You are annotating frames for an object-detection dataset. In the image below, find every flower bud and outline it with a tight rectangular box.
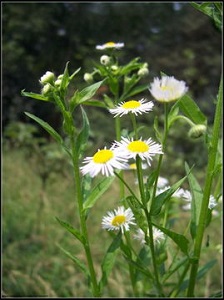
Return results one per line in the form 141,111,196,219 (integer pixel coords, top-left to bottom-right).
100,55,111,66
111,65,118,73
55,79,62,87
84,73,93,83
138,67,149,77
41,83,52,95
188,124,207,139
40,71,55,85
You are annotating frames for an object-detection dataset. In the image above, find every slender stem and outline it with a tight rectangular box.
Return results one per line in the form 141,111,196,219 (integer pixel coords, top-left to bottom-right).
70,135,99,297
150,103,169,210
145,209,165,297
187,78,222,297
130,113,138,139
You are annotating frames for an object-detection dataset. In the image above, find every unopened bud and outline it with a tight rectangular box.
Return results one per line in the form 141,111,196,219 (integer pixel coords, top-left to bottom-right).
188,124,207,139
84,73,93,83
40,71,55,85
111,65,118,73
138,67,149,77
41,83,52,95
100,55,111,66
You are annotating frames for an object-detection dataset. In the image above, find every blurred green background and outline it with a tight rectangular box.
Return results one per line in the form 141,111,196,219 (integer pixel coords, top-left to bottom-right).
3,2,221,131
2,2,222,298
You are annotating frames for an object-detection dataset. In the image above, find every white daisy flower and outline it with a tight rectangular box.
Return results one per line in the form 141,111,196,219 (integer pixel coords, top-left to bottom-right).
80,147,128,177
96,41,124,50
149,76,188,102
134,227,165,245
109,99,154,117
102,206,136,233
112,136,163,165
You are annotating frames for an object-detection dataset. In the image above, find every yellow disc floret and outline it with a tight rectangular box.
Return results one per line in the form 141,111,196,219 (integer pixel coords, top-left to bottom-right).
122,100,141,109
112,215,126,226
127,141,149,153
93,149,114,163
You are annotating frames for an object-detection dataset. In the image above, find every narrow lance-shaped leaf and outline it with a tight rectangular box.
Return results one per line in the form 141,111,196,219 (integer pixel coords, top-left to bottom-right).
152,223,189,255
77,80,105,104
55,217,84,244
24,112,63,144
185,162,203,239
76,106,90,158
21,90,51,102
99,232,122,291
150,174,188,216
83,176,115,211
57,244,90,279
177,94,207,125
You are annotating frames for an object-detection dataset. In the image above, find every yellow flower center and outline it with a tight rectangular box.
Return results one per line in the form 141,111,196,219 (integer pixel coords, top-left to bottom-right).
122,100,140,110
161,85,173,92
112,215,126,226
105,41,115,47
127,141,149,153
93,149,114,163
129,163,137,170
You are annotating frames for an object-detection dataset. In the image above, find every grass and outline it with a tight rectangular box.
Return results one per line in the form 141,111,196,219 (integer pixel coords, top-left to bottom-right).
2,147,222,297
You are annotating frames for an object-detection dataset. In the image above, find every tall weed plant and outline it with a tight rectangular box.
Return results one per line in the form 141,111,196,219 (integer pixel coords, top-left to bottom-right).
21,3,222,297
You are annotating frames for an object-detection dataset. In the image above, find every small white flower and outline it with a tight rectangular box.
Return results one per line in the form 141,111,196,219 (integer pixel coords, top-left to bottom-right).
149,76,188,102
134,227,165,245
80,146,128,177
157,176,169,189
112,136,163,165
40,71,55,85
96,41,124,50
208,195,218,210
109,99,154,117
102,206,136,233
41,83,52,95
100,55,111,65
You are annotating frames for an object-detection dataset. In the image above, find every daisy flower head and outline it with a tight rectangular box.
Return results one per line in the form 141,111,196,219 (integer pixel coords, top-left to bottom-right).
112,136,163,165
96,41,124,50
134,227,165,245
149,76,188,102
80,146,128,178
109,98,154,117
102,206,136,234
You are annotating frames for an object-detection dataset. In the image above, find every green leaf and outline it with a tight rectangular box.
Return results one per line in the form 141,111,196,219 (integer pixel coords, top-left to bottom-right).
83,176,115,211
177,94,207,125
153,223,189,255
21,90,51,102
57,244,90,279
99,232,121,291
120,83,149,102
185,162,203,239
82,99,107,108
77,80,104,104
60,61,70,91
55,217,84,244
76,107,90,158
179,259,217,292
150,175,188,216
24,112,63,144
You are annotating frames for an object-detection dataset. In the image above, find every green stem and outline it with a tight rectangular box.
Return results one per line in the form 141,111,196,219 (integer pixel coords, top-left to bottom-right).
145,209,165,297
71,135,99,297
136,156,164,296
151,103,169,210
187,78,222,297
130,113,138,139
